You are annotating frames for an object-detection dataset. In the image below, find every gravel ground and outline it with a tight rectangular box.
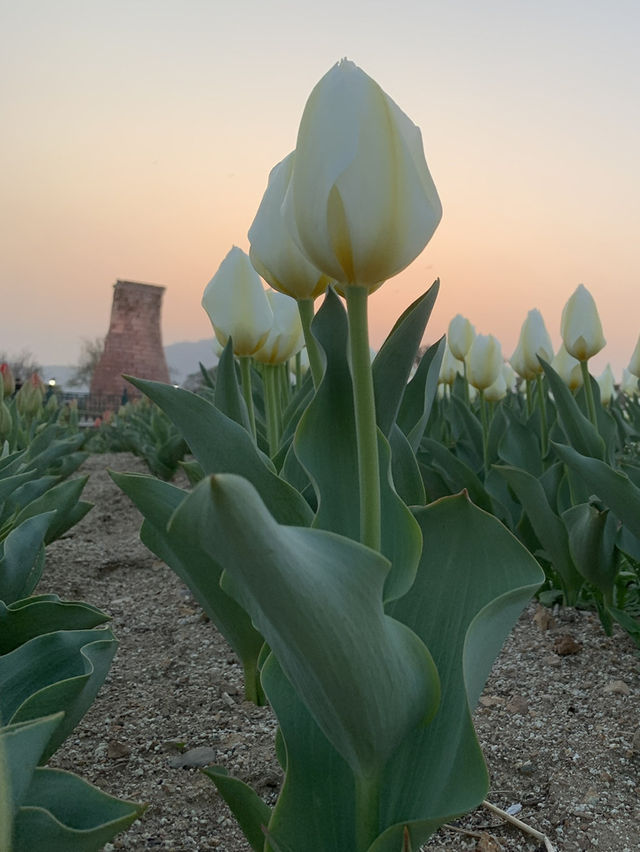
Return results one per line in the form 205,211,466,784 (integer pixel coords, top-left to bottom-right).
43,453,640,852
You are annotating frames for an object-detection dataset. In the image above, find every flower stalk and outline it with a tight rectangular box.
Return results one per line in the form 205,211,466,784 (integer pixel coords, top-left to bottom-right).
239,357,257,440
345,287,381,552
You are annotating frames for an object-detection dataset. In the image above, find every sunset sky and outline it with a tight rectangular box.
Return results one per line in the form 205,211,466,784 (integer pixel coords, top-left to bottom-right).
2,0,639,378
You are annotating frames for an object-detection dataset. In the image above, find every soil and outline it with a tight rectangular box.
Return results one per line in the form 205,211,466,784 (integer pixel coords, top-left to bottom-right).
43,453,640,852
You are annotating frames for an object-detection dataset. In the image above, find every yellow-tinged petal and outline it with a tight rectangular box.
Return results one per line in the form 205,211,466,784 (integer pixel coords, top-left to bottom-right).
202,247,273,358
253,291,304,365
284,59,442,291
560,284,606,362
249,152,330,300
466,334,503,391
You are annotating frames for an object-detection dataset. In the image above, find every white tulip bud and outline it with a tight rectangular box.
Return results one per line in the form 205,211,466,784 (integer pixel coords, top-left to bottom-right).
466,334,503,391
283,59,442,292
560,284,606,361
202,247,273,357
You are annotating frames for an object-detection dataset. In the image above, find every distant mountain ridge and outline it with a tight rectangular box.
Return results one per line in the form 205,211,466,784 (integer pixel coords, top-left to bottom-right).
43,338,218,391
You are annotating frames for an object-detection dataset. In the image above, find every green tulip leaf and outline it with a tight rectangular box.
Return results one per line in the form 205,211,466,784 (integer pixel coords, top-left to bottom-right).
373,494,543,851
215,339,252,431
125,378,312,527
539,359,605,460
13,766,144,851
1,714,64,830
0,512,53,604
0,628,117,762
498,409,543,476
12,477,91,545
562,503,618,597
552,442,640,540
397,337,446,452
0,471,37,508
295,288,422,600
202,765,271,852
388,425,426,507
372,280,440,437
111,472,266,704
255,493,542,851
0,597,108,655
174,473,440,778
495,464,582,603
419,439,493,513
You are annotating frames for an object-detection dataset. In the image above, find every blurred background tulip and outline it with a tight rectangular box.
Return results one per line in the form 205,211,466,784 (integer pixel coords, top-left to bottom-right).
511,309,553,379
560,284,606,362
627,333,640,378
551,344,583,390
620,367,639,396
202,246,273,357
438,345,464,387
466,334,503,392
253,291,304,366
447,315,475,361
597,364,616,405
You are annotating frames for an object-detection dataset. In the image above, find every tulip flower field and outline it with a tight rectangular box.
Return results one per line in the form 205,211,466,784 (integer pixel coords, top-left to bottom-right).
2,59,640,851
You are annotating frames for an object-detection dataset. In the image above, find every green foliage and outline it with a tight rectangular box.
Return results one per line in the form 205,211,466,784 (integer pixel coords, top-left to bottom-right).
117,284,543,850
418,356,640,644
88,399,188,480
0,415,143,849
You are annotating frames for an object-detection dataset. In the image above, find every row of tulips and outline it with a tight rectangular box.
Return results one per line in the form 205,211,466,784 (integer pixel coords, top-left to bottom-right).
114,59,545,852
0,397,142,850
441,285,639,405
423,292,640,645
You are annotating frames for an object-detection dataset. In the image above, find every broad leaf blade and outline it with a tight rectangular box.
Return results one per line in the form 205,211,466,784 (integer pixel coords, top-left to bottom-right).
125,377,313,527
495,464,582,602
174,473,440,778
553,442,640,540
372,281,440,437
202,765,271,852
373,494,543,850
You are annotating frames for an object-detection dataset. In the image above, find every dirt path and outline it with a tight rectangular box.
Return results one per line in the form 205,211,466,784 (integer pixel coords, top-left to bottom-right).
43,453,639,851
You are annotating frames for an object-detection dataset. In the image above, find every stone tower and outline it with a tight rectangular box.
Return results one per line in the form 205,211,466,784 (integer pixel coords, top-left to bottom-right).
91,280,170,401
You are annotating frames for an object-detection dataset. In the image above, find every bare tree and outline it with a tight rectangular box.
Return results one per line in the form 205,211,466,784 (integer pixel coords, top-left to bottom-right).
68,337,105,388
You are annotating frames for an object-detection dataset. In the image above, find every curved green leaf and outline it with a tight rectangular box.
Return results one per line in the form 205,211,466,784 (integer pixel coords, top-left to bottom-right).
373,494,543,850
0,513,53,604
553,442,640,540
175,473,440,778
125,377,312,527
0,629,117,761
111,472,265,704
13,766,143,851
397,337,446,452
0,597,108,655
295,289,423,600
539,359,605,460
495,464,582,603
202,765,271,851
372,281,440,437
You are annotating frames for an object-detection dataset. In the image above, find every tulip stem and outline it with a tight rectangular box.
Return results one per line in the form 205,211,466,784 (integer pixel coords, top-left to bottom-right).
239,357,257,440
295,351,302,389
263,365,281,457
480,392,489,476
525,379,534,418
298,298,324,389
354,771,381,852
345,287,381,552
580,360,598,428
536,374,549,458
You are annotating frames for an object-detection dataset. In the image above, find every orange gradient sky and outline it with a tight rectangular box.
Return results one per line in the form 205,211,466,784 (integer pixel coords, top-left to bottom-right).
2,0,639,378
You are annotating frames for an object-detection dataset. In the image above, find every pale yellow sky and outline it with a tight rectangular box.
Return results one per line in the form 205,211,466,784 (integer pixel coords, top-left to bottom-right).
2,0,639,377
